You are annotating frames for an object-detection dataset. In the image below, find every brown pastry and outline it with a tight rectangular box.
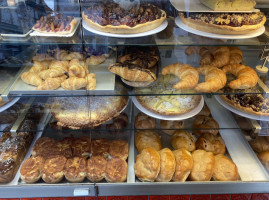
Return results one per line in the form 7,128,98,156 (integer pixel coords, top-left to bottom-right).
258,151,269,170
135,130,162,153
135,113,156,130
249,137,269,153
105,158,128,183
172,148,193,182
72,137,91,158
42,155,67,183
134,147,160,182
31,137,61,159
91,138,109,157
229,47,243,64
171,131,196,152
160,120,185,135
197,104,211,116
86,155,107,182
64,157,87,183
193,115,219,136
58,137,73,159
20,156,45,183
190,150,215,181
196,133,226,155
106,113,128,132
108,140,129,160
86,55,106,65
212,154,238,181
156,148,176,182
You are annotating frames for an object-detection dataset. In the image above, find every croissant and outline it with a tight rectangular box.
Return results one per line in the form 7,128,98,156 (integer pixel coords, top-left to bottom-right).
185,46,200,56
29,61,49,73
61,77,87,90
229,47,243,64
54,50,69,61
199,47,214,65
86,73,96,90
66,52,84,61
161,63,199,90
195,65,227,92
69,62,88,78
36,75,67,90
21,72,43,86
222,64,258,89
210,46,230,68
38,68,64,80
86,55,106,65
49,60,69,73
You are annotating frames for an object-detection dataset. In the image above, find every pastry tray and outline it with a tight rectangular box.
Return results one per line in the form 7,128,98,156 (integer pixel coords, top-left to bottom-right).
170,0,259,13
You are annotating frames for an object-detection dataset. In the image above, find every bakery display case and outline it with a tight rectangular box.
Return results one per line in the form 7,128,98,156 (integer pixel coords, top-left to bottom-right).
1,0,269,198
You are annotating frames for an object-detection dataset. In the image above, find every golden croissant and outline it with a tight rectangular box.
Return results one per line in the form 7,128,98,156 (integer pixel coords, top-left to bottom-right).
61,77,87,90
49,60,69,73
36,75,67,90
29,61,49,73
199,47,214,65
162,63,199,90
185,46,200,56
86,55,106,65
68,61,88,78
21,72,43,87
222,64,258,89
210,46,230,68
195,65,227,92
54,50,69,61
38,68,64,80
229,47,243,64
86,73,96,90
66,52,84,61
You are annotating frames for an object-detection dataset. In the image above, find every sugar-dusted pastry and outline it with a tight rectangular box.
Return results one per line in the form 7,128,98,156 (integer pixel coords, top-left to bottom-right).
86,55,106,65
172,148,193,182
135,112,156,130
21,72,43,87
108,139,129,160
196,133,226,155
135,130,162,153
38,68,64,80
156,148,176,182
193,115,219,136
161,63,199,90
160,120,184,135
229,47,243,64
87,155,107,182
105,158,127,183
64,157,87,183
86,73,96,90
36,75,67,90
61,77,87,90
134,147,160,182
222,64,258,89
171,131,196,152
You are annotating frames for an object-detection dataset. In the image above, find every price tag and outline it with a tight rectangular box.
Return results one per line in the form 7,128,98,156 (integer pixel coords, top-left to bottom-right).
73,188,89,196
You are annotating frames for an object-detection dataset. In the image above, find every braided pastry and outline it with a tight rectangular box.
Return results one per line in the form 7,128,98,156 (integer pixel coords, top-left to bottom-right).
193,115,219,136
195,65,227,92
135,112,156,129
161,63,199,90
38,68,64,80
160,120,184,135
61,77,87,90
36,75,67,90
21,72,43,86
222,64,258,89
229,47,243,64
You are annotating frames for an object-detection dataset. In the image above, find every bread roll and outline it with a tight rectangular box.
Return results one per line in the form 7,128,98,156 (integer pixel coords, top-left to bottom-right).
171,131,196,152
135,113,156,129
156,148,176,182
258,151,269,171
190,150,215,181
135,130,162,153
196,133,226,155
134,147,160,182
193,115,219,136
160,120,185,135
172,148,193,182
249,137,269,153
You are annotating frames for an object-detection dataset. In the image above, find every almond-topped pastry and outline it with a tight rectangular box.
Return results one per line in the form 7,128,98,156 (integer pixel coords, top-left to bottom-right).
82,2,166,34
33,13,77,34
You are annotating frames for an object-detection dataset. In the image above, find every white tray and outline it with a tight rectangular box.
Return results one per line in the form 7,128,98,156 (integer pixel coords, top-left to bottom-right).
82,20,168,38
215,95,269,121
0,97,20,113
30,18,80,37
1,29,32,38
132,96,204,120
175,16,265,39
170,0,259,13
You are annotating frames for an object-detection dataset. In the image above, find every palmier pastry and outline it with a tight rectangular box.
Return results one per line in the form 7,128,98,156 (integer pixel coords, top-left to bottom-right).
108,139,129,160
156,148,176,182
249,137,269,153
196,133,226,155
134,147,160,182
86,155,107,182
171,131,196,152
20,156,45,183
42,155,67,184
91,138,109,157
72,137,91,158
190,150,215,181
172,148,193,182
193,115,219,136
197,104,211,116
64,157,87,183
222,64,258,89
161,63,199,90
258,151,269,171
212,154,238,181
105,158,128,183
135,113,156,130
135,130,162,153
160,120,185,135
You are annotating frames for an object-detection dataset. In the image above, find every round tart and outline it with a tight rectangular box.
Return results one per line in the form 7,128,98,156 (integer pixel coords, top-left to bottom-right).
179,12,266,35
82,2,166,34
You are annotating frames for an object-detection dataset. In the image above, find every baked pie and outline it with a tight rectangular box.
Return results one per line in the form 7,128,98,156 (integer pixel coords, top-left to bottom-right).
179,12,266,35
82,2,166,34
33,13,77,35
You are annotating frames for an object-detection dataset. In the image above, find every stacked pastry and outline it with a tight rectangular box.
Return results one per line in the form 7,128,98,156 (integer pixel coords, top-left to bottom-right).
20,50,96,91
20,137,129,183
134,106,239,182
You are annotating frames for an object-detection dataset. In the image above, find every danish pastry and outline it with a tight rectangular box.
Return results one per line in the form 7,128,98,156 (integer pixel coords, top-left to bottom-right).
135,130,162,153
135,113,156,130
196,133,226,155
86,156,107,182
160,120,184,135
64,157,87,183
171,131,196,152
193,115,219,136
105,158,127,183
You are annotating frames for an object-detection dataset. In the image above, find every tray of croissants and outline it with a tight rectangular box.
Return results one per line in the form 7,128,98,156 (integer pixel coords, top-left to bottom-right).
9,48,116,95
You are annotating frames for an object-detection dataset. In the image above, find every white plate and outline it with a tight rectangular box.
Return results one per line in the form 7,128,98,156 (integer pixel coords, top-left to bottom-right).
1,29,32,38
132,96,204,120
175,16,265,39
30,18,80,37
170,0,259,13
0,97,20,113
215,95,269,121
82,20,168,38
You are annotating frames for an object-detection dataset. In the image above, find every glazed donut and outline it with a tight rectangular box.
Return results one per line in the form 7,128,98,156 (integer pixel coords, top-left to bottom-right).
135,112,156,129
193,116,219,136
160,120,185,135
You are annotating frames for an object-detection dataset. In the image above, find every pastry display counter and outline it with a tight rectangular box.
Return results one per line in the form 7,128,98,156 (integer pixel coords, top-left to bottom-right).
1,0,269,198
